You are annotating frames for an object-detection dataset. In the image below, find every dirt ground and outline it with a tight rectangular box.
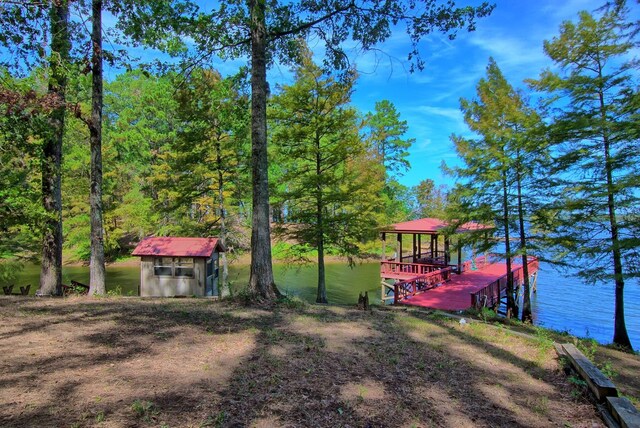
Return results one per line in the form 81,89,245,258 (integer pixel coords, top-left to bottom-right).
0,297,635,427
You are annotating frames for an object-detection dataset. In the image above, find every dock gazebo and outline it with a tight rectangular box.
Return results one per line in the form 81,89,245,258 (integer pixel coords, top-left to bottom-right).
380,217,492,303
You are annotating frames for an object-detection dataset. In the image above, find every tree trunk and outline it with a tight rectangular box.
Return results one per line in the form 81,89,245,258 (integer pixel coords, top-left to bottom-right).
38,1,70,297
89,0,106,295
516,157,532,322
248,0,279,300
217,141,228,291
315,135,327,304
502,170,516,318
600,103,632,349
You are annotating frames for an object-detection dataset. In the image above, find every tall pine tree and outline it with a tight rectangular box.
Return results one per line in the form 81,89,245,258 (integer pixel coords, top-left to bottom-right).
270,48,380,303
529,2,639,349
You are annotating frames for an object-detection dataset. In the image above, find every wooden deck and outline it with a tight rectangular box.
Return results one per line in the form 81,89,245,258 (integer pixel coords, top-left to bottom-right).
398,261,533,311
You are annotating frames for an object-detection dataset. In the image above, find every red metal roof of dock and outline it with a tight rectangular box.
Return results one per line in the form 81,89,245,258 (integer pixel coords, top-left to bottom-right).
132,237,225,258
383,217,493,234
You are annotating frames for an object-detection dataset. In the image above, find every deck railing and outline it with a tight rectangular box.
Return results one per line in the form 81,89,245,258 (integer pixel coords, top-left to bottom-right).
381,260,445,276
452,254,494,274
470,256,539,310
384,254,497,277
402,255,447,265
393,267,452,304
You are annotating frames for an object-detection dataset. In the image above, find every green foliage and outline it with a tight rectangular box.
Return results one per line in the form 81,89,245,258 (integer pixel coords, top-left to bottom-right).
364,99,414,177
269,46,382,301
130,399,157,422
449,58,545,318
277,296,308,311
412,178,449,219
362,100,416,226
478,307,497,322
149,68,250,244
529,2,638,349
0,70,48,257
190,0,493,73
577,338,599,361
270,48,376,255
0,259,24,285
533,326,555,352
106,286,124,297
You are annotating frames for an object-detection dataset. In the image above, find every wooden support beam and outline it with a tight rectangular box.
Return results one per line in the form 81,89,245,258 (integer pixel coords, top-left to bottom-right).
396,233,402,262
607,396,640,428
457,244,462,274
434,235,438,258
418,234,422,258
444,237,450,265
412,234,417,263
429,234,433,259
561,343,618,401
381,232,386,262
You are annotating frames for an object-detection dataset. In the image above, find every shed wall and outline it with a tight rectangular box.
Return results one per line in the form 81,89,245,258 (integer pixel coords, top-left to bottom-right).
139,257,206,297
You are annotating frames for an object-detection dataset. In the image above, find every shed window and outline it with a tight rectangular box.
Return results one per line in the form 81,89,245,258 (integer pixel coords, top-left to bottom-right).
153,257,194,277
154,257,173,276
175,258,194,278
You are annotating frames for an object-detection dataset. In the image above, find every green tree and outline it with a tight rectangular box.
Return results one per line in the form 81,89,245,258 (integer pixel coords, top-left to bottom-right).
364,100,415,225
529,2,639,349
451,58,541,319
103,70,179,242
189,0,493,301
154,69,250,288
270,49,380,303
1,0,193,294
413,178,449,219
88,0,106,295
365,99,414,177
0,71,46,258
39,1,70,296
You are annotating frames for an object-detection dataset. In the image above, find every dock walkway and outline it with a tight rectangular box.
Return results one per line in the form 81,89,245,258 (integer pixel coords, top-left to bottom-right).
399,262,524,311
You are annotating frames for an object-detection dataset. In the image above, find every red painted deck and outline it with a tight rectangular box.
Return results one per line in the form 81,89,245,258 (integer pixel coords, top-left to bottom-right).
400,262,522,311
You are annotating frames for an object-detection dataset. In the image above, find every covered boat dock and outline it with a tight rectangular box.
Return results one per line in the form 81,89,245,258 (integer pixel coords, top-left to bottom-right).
380,218,538,311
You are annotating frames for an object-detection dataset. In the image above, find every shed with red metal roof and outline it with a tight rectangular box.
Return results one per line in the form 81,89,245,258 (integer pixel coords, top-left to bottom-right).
132,237,226,297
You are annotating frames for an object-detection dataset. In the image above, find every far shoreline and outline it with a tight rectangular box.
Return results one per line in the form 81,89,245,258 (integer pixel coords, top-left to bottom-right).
62,252,380,268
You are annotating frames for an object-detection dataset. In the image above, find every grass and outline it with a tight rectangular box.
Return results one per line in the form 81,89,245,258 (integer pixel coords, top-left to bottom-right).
131,399,158,422
0,297,637,427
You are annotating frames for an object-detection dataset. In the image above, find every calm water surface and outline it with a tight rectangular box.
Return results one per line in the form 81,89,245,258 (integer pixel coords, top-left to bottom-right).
14,261,640,349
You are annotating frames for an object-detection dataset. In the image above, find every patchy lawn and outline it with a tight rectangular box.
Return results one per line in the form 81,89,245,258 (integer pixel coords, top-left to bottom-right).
0,297,631,427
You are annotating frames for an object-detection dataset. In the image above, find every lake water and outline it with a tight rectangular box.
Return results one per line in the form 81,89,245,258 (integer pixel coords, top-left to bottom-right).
13,261,640,350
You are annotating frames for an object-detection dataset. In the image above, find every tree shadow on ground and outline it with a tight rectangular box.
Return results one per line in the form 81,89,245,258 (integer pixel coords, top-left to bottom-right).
0,298,604,427
212,305,602,427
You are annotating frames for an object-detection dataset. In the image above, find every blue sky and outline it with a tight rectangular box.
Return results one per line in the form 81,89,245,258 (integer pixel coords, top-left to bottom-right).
336,0,632,189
